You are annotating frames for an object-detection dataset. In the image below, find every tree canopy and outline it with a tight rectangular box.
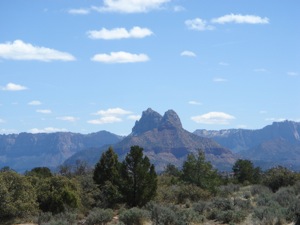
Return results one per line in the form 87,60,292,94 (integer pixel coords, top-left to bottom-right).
121,146,157,207
181,150,221,191
232,159,261,184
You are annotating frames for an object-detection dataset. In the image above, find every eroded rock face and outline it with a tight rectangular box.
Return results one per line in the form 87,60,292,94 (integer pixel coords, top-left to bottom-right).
112,108,236,171
132,108,183,135
131,108,162,135
158,110,183,131
0,131,122,172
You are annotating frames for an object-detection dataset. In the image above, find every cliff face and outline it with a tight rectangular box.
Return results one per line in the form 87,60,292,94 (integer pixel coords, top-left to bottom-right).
194,121,300,170
114,109,236,171
66,108,237,172
0,131,122,172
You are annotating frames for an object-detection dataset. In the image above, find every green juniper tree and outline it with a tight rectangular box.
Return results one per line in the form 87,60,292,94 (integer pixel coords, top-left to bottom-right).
93,146,123,207
181,150,221,192
232,159,261,184
120,145,157,207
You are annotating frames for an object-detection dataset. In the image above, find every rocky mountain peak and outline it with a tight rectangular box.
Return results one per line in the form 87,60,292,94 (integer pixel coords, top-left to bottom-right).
158,109,183,131
131,108,162,135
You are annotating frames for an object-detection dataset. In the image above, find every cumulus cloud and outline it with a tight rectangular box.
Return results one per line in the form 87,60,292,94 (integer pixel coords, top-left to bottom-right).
28,127,68,134
287,72,298,76
1,83,28,91
68,8,90,15
89,107,135,125
28,100,42,106
265,118,287,122
36,109,52,114
219,62,229,66
56,116,79,122
91,51,149,63
191,112,235,125
94,107,132,116
173,5,185,12
211,14,269,24
128,115,141,120
87,26,153,40
88,116,122,124
185,18,214,31
0,40,76,62
92,0,171,13
188,101,202,105
213,77,227,82
181,51,196,57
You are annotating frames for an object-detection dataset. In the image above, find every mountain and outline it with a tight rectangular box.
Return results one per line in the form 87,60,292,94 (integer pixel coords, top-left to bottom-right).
0,131,123,172
66,108,237,171
194,120,300,170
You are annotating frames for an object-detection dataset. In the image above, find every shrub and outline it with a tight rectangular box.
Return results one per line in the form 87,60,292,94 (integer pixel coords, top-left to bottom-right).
211,197,234,211
233,198,252,210
146,202,177,225
215,209,247,224
177,183,211,204
285,197,300,222
85,208,114,225
263,166,297,192
176,208,205,225
119,208,150,225
38,211,77,225
217,184,240,197
274,187,296,208
253,206,286,225
251,184,271,196
192,201,209,214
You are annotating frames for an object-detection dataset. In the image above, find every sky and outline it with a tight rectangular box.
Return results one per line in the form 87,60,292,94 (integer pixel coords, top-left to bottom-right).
0,0,299,135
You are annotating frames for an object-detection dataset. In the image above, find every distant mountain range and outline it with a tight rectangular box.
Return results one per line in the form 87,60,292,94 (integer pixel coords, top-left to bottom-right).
66,108,236,171
0,131,122,172
1,108,300,172
194,120,300,170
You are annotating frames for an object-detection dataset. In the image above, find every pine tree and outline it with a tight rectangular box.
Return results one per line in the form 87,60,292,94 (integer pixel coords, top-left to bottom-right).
182,150,221,191
120,145,157,207
93,146,122,206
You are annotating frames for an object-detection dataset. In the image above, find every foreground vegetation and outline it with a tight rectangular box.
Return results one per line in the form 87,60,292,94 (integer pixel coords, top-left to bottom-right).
1,146,300,225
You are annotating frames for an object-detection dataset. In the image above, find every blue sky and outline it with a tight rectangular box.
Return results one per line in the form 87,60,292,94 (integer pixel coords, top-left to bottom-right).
0,0,299,135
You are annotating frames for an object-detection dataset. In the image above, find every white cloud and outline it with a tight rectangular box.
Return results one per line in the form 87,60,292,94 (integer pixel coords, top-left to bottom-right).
0,119,5,123
173,5,185,12
94,107,132,116
181,51,196,57
191,112,235,125
128,115,141,120
185,18,215,31
0,40,76,62
88,116,122,124
91,51,149,63
1,83,28,91
92,0,171,13
56,116,79,122
89,107,135,124
287,71,298,76
188,101,202,105
68,8,90,15
265,118,287,122
259,110,268,114
211,14,269,24
213,77,227,82
219,62,229,66
28,100,42,106
87,26,153,40
28,127,68,134
36,109,52,114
